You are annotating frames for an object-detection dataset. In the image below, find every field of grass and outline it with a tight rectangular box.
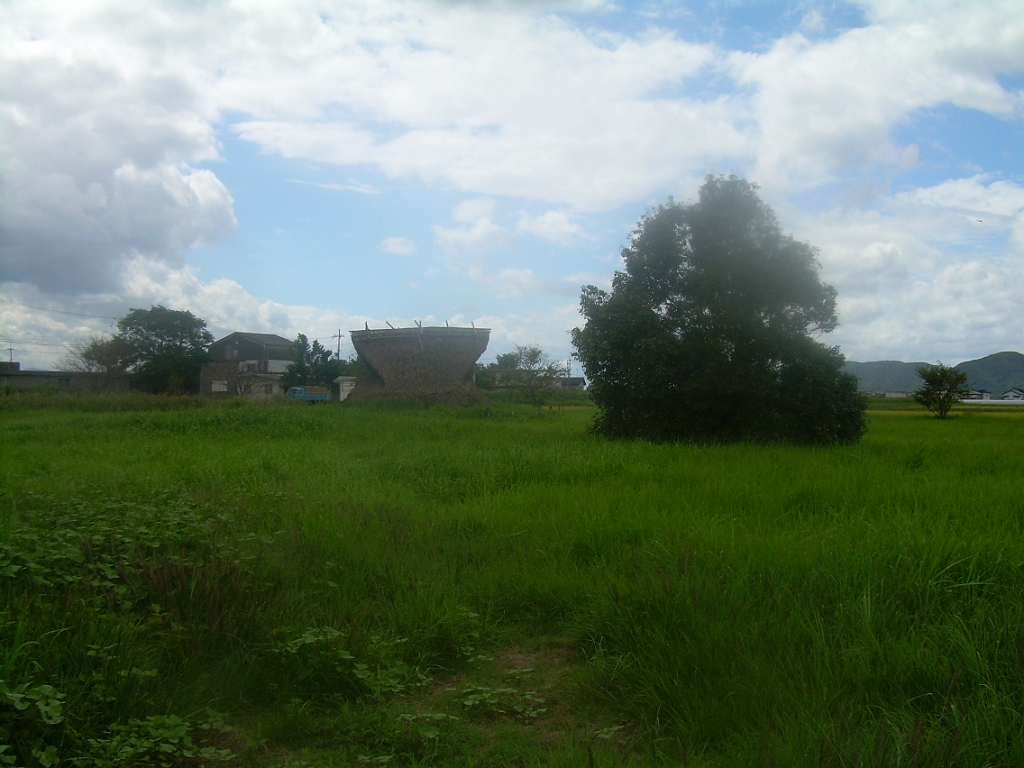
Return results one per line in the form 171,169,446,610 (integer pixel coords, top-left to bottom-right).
3,392,1024,766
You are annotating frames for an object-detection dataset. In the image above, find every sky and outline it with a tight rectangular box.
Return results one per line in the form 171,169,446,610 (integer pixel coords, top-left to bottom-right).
2,0,1023,371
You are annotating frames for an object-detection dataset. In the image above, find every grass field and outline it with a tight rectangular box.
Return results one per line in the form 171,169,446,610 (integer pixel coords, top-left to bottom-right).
2,392,1024,766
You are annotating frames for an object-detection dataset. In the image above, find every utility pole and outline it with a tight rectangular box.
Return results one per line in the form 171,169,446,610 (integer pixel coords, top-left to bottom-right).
332,329,343,359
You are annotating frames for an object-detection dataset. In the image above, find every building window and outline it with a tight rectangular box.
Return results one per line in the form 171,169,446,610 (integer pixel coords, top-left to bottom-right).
212,380,228,393
265,384,274,395
57,377,71,386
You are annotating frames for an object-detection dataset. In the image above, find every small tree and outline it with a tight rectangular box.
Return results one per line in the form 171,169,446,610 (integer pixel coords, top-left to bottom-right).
60,335,133,374
499,344,564,405
914,363,969,418
282,334,353,389
495,352,520,370
475,351,522,389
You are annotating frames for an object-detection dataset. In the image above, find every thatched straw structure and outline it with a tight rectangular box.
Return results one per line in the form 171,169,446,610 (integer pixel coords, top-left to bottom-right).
348,325,490,404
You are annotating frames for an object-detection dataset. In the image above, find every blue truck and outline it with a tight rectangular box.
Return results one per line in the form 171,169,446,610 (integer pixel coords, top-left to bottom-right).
285,385,329,403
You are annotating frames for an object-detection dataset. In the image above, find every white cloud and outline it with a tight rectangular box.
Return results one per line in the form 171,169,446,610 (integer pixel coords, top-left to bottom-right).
896,176,1024,220
787,175,1024,361
380,236,417,255
435,199,515,254
4,0,1024,368
831,255,1024,363
475,303,582,361
435,219,515,255
286,179,379,194
453,198,496,224
799,10,825,35
1,1,233,293
0,161,236,293
213,3,738,210
467,265,584,300
732,1,1024,185
516,210,585,243
473,267,543,300
893,176,1024,256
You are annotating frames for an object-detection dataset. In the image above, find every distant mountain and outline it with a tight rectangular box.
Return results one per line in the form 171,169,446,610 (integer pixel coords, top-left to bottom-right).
842,360,928,393
955,351,1024,395
843,351,1024,395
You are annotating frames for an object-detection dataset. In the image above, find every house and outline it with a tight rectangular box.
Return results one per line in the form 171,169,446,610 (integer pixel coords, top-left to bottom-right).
491,372,586,390
964,390,991,400
0,361,130,391
1002,388,1024,400
200,332,295,399
553,376,587,390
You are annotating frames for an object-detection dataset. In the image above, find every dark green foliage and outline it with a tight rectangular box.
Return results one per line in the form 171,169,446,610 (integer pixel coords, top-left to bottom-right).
494,352,519,370
572,174,866,444
914,363,970,418
281,334,356,389
497,345,563,405
115,306,214,394
476,348,547,390
475,346,564,406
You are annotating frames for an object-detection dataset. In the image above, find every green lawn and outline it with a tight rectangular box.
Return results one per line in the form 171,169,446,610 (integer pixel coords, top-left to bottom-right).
2,396,1024,766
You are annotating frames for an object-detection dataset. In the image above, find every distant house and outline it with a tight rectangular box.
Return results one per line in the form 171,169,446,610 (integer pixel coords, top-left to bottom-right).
0,361,130,391
1002,388,1024,400
553,376,587,390
964,390,992,400
201,332,296,399
491,372,586,390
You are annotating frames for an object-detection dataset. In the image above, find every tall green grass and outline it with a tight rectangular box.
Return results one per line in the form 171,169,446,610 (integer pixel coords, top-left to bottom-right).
2,400,1024,765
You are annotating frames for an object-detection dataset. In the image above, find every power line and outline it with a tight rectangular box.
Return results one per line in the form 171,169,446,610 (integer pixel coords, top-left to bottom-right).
0,337,75,348
1,301,120,320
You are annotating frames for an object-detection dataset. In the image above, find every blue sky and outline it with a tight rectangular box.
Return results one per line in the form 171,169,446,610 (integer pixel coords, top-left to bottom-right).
2,0,1023,370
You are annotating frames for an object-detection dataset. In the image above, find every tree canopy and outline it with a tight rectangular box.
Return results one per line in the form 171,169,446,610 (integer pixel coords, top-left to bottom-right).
913,363,969,418
475,344,564,403
572,175,866,444
60,335,134,374
113,306,213,393
501,344,564,404
281,334,355,389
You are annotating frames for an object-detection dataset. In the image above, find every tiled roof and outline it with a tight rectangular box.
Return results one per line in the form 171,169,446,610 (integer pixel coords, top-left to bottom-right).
213,332,294,346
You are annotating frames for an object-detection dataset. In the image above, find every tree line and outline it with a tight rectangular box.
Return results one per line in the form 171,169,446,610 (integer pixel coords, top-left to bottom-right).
65,309,559,400
60,176,964,431
64,312,355,395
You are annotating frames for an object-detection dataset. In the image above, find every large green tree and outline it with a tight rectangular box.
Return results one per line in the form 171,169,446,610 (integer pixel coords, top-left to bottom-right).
572,175,866,444
115,306,213,394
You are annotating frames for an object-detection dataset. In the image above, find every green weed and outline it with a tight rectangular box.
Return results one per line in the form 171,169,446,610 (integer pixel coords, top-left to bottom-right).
2,401,1024,764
